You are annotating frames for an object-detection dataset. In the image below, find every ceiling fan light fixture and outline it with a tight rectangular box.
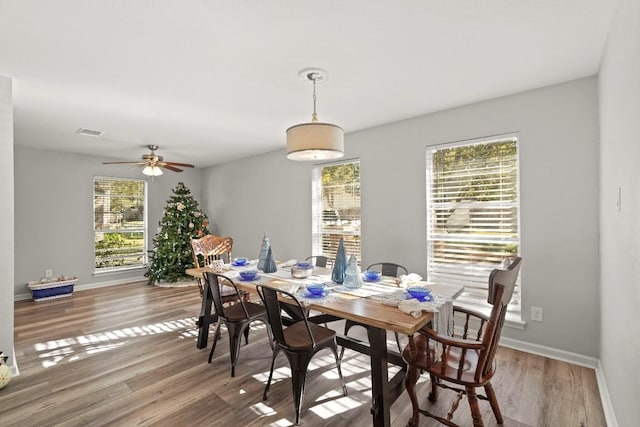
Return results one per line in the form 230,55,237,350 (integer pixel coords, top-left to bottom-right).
286,69,344,162
142,165,163,176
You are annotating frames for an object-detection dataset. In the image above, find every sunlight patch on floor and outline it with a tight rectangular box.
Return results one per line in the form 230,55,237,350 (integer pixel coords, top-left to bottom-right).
32,316,198,368
249,401,277,417
269,418,294,426
309,395,364,418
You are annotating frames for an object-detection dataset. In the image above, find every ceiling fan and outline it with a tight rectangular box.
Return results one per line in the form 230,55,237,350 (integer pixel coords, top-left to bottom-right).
103,145,194,176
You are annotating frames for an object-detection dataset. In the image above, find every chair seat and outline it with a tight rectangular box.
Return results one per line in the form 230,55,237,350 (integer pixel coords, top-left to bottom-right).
404,334,488,385
223,301,266,321
284,321,335,350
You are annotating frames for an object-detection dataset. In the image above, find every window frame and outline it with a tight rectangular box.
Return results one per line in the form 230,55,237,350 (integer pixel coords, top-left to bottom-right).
93,176,148,274
425,133,523,325
312,159,362,263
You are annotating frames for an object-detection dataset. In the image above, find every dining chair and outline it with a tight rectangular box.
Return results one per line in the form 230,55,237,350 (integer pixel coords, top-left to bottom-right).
256,284,348,425
203,272,271,377
339,262,409,359
305,255,332,268
190,234,235,295
402,257,522,427
365,262,409,278
191,235,249,349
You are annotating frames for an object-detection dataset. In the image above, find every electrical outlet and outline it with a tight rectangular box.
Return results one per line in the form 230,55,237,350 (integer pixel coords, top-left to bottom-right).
531,306,543,322
45,269,53,278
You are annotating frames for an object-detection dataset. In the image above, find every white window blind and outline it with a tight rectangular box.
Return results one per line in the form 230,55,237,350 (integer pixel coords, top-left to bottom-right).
426,135,521,315
312,160,361,262
93,177,147,272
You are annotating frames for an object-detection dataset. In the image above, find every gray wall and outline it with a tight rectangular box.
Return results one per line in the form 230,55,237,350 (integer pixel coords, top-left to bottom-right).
0,76,15,369
13,146,203,298
203,77,601,358
598,0,640,424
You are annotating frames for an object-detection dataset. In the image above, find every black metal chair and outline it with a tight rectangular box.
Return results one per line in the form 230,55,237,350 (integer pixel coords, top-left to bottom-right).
256,284,347,425
305,255,332,268
203,272,270,377
340,262,409,360
365,262,408,278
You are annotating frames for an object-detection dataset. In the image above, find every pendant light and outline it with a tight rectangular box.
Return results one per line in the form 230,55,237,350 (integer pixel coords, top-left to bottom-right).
286,69,344,161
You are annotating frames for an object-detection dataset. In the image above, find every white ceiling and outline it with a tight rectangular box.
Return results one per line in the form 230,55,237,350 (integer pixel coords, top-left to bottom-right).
0,0,616,168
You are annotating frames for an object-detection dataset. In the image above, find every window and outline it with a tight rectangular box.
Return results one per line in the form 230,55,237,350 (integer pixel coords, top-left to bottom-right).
93,177,147,272
426,134,521,317
312,160,361,262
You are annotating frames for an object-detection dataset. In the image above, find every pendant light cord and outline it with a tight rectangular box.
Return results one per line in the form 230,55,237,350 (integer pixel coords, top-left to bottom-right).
311,74,318,122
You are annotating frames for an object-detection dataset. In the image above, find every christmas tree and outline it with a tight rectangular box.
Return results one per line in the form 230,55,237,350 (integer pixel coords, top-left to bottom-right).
145,182,210,283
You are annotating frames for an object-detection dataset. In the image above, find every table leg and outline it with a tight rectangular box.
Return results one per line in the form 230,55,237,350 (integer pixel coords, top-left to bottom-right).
367,326,391,427
197,280,218,349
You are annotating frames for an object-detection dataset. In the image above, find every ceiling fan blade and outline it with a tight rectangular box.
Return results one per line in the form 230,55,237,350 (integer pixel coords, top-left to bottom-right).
161,164,184,173
103,161,142,165
163,161,194,168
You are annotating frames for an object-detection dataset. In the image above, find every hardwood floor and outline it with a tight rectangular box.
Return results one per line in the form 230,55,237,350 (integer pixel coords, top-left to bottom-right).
3,282,606,426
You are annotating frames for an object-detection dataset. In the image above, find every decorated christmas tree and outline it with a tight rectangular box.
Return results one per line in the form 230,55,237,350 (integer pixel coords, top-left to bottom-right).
145,182,210,283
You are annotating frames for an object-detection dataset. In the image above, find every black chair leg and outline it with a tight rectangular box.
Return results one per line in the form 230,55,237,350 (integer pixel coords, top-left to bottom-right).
287,352,313,426
330,343,348,396
339,319,359,360
243,324,250,345
208,322,222,363
263,348,280,400
394,332,402,352
227,322,246,377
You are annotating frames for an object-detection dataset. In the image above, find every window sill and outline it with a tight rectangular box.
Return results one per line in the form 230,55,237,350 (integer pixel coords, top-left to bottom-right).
93,265,147,276
505,314,526,330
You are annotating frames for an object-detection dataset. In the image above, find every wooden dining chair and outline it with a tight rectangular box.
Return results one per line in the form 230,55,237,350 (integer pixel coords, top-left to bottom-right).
190,234,234,295
203,272,271,377
256,284,348,425
340,262,408,359
402,257,522,427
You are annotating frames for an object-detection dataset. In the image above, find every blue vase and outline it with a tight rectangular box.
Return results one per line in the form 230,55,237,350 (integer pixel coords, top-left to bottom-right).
257,233,270,270
263,247,277,273
332,237,347,284
343,254,363,289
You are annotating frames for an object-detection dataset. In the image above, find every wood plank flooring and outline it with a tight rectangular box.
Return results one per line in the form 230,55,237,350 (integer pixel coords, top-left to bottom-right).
2,282,606,426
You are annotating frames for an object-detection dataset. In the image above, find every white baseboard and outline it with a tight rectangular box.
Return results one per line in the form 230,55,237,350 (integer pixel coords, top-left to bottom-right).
499,336,598,368
594,360,619,427
14,275,148,302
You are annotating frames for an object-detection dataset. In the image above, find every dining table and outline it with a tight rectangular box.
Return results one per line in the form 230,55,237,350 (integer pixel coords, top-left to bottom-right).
185,262,463,427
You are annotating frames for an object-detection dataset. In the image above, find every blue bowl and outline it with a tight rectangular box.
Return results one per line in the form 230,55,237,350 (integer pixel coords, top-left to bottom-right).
296,262,312,269
363,270,381,281
305,282,326,296
406,286,431,300
233,257,248,266
239,270,258,281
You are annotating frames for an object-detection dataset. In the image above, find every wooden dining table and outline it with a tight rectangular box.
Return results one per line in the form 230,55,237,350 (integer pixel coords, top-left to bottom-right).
186,265,463,427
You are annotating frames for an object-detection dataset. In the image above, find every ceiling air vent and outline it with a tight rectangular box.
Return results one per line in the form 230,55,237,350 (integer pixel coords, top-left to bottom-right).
76,127,104,137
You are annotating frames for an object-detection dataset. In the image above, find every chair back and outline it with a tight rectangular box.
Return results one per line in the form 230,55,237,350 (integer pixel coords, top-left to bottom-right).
305,255,330,268
257,285,316,349
203,272,249,319
477,256,522,380
191,234,234,267
365,262,408,278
